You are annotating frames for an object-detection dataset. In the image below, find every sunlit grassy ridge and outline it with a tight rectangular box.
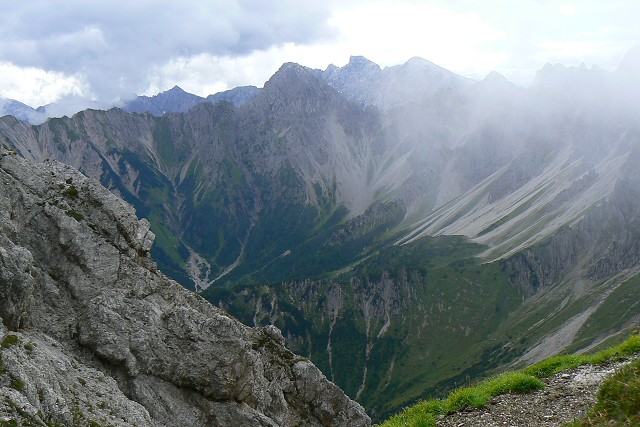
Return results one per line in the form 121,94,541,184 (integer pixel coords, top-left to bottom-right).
379,335,640,427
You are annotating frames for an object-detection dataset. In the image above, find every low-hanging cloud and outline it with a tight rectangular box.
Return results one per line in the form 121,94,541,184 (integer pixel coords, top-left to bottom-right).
0,0,335,103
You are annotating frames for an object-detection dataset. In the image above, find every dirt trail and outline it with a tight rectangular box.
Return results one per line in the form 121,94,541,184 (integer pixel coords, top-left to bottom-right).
437,359,631,427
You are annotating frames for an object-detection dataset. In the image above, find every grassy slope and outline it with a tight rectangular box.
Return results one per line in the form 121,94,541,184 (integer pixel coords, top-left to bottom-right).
379,334,640,427
473,269,640,369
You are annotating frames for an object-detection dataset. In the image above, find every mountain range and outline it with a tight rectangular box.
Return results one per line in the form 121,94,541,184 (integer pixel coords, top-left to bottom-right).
0,84,261,125
122,85,261,116
1,49,639,421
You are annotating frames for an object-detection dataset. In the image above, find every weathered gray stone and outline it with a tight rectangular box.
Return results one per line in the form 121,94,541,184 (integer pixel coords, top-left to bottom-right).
0,149,370,426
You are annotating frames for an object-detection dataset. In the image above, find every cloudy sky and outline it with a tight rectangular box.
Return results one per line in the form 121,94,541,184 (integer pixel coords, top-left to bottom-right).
0,0,638,109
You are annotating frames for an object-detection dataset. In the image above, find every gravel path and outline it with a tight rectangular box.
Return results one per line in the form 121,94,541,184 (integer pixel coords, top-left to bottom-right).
437,360,631,427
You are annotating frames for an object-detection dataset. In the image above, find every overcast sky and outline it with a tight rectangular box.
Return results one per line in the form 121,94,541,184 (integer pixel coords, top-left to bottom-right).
0,0,638,108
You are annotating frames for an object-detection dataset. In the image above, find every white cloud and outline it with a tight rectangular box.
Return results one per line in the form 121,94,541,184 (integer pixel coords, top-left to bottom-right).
143,43,356,98
0,62,85,107
327,2,505,69
535,40,618,63
0,0,336,103
143,1,510,96
559,5,577,16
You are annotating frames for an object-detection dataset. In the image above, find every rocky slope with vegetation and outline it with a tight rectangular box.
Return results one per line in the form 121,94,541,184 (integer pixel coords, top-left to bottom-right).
0,50,639,420
0,147,370,426
437,360,633,426
381,335,640,426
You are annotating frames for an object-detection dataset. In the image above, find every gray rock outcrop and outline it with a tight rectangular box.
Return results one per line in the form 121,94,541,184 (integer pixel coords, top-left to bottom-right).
0,147,370,426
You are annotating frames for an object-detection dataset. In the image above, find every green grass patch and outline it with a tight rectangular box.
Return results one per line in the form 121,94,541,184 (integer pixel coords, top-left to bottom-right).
62,185,78,198
66,209,84,221
446,372,544,410
1,334,19,348
379,335,640,427
523,335,640,378
354,235,483,280
379,372,543,426
380,404,437,427
9,378,24,392
23,342,34,355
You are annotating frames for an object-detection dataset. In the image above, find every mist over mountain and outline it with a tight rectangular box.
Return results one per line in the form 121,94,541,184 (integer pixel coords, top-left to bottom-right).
320,55,474,111
1,50,639,421
0,98,43,124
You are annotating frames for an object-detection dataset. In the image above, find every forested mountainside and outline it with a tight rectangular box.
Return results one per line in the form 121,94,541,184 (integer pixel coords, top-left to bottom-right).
1,49,639,419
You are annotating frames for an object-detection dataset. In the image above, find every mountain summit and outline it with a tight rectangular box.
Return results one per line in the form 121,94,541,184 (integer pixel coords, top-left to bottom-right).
123,85,205,115
321,55,472,109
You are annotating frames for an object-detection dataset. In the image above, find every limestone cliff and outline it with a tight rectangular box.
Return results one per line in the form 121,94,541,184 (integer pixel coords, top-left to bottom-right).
0,147,370,426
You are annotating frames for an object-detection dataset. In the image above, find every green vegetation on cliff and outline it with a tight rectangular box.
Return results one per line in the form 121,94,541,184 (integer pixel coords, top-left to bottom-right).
207,235,525,420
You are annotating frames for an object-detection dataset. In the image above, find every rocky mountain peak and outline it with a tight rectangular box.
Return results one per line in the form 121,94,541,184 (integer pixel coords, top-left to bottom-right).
267,62,317,85
261,61,340,111
165,85,187,94
123,85,205,115
482,70,511,85
532,62,606,89
394,56,469,85
205,85,261,106
471,70,522,101
321,56,382,104
346,55,382,73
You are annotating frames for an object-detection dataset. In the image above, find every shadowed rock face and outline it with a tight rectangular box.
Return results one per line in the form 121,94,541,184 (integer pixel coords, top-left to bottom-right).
0,148,370,426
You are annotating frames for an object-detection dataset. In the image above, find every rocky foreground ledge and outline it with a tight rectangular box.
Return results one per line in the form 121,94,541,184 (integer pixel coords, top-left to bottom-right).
0,147,370,426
